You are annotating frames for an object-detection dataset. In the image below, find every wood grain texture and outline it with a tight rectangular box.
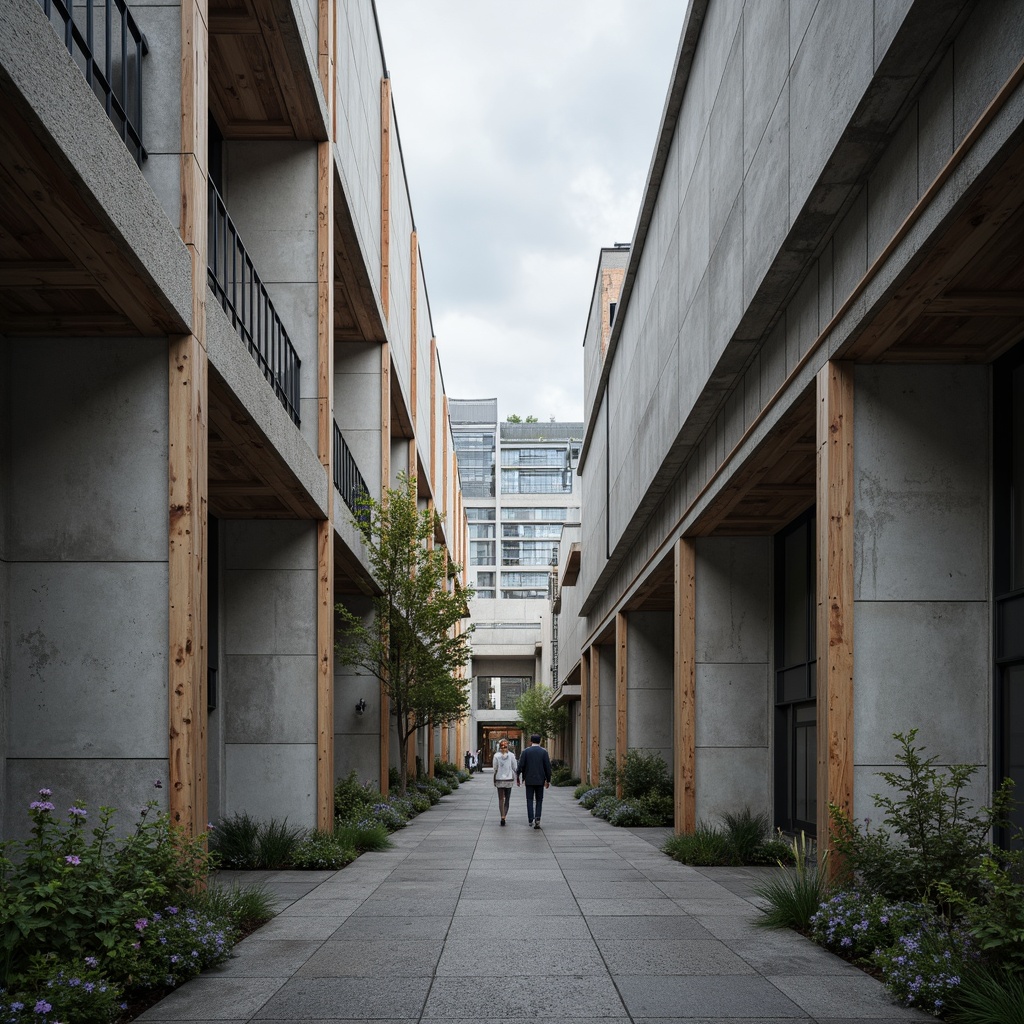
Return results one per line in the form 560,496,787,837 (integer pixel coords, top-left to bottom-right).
579,651,590,784
674,537,696,834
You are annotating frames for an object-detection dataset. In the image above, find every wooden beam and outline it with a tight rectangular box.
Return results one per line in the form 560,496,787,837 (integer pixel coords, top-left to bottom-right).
578,648,589,784
589,646,600,784
380,77,391,320
816,361,855,871
674,537,696,834
615,612,628,798
0,263,95,288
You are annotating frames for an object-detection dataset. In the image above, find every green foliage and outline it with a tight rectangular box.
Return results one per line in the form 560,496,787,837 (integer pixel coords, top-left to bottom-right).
408,792,431,813
433,760,462,787
334,822,392,853
721,808,770,863
209,814,305,870
810,889,927,961
190,882,275,936
618,750,672,800
829,729,1013,905
663,823,733,866
592,794,620,820
334,772,382,822
414,783,441,806
335,473,473,794
950,967,1024,1024
0,791,211,986
754,832,831,931
515,684,567,742
290,831,357,870
2,955,124,1023
551,765,578,787
573,783,591,800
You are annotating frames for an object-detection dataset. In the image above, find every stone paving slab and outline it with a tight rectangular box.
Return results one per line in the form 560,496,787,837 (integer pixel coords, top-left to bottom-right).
138,781,933,1023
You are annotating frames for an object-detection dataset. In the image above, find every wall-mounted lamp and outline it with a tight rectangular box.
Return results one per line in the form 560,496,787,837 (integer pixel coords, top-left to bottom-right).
355,698,367,716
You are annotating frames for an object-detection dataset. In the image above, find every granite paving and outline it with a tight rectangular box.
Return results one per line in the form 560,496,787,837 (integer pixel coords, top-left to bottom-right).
138,776,933,1022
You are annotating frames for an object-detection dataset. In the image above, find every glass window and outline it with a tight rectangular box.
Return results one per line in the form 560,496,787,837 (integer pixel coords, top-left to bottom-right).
470,541,495,566
502,523,563,538
502,507,568,520
501,468,571,494
476,589,496,599
469,523,495,538
501,570,550,588
501,540,559,566
476,572,495,586
501,589,548,599
466,508,496,521
501,447,566,467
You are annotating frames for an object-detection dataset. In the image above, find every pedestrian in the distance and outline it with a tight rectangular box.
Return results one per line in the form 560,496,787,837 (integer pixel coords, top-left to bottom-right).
516,733,552,829
492,739,517,826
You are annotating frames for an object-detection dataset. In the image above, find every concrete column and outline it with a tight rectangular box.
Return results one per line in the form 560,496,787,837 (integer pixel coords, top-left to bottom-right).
694,536,771,823
626,611,674,771
597,643,616,782
222,520,319,825
852,365,990,815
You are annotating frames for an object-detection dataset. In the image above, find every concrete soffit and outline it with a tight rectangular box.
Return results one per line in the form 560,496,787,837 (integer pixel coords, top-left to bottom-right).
577,0,976,619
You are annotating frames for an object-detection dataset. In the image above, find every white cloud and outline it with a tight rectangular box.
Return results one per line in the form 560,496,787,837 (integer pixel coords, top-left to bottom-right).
376,0,683,423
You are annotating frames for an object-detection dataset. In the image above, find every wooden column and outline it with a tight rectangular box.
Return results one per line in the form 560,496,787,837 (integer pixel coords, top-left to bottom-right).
379,340,391,794
615,612,628,798
315,134,335,831
589,646,600,783
816,361,855,868
674,537,696,834
578,651,589,783
429,339,437,496
169,0,209,836
380,76,391,319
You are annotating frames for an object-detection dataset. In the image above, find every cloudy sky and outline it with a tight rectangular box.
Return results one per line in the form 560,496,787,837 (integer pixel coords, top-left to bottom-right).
374,2,684,423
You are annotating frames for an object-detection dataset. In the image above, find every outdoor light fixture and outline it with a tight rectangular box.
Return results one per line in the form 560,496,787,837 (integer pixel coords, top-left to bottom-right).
355,698,367,715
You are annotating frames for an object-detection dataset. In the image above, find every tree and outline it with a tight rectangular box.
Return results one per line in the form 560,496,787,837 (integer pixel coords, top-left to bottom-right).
335,473,472,794
515,684,567,742
505,414,539,423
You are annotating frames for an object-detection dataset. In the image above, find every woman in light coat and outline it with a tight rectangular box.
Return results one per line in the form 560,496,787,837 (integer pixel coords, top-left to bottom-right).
492,739,517,826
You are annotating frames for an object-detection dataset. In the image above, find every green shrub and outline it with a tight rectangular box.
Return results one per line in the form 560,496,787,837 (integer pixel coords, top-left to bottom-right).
663,823,733,866
829,729,1014,905
573,782,591,800
592,795,619,820
636,792,674,826
334,772,381,821
618,749,672,800
809,889,927,961
335,821,392,853
950,967,1024,1024
408,792,431,814
721,807,770,863
551,765,577,787
209,814,304,870
415,783,440,805
748,837,796,866
754,832,831,931
2,955,123,1024
578,787,607,809
290,830,357,870
192,881,276,936
433,758,461,783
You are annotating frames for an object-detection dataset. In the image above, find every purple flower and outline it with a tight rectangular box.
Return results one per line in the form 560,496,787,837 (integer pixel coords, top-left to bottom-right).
67,979,80,988
64,855,80,866
11,1003,24,1011
68,806,87,818
83,983,94,993
84,956,98,968
34,1000,52,1014
154,779,163,789
29,800,55,812
38,788,52,797
167,906,179,915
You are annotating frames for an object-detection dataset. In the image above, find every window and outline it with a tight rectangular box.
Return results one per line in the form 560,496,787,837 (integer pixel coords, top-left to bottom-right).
466,508,495,521
501,468,572,494
502,523,563,539
476,589,496,599
502,507,568,521
470,541,495,566
475,676,532,710
501,540,559,566
501,589,548,599
501,447,566,467
476,572,495,587
501,571,550,588
774,511,816,835
469,523,495,538
454,431,495,498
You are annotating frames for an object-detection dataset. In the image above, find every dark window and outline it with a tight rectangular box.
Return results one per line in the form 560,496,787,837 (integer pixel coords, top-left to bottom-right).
774,509,816,834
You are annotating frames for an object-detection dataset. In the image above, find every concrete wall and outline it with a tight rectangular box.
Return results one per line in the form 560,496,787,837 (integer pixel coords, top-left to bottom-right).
0,341,11,832
224,141,321,452
625,611,674,771
852,365,991,815
221,520,319,827
3,338,169,837
694,536,771,824
333,594,381,788
597,643,616,777
335,340,384,503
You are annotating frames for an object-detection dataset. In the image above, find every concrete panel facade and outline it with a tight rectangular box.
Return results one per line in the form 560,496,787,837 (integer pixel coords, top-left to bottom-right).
334,595,381,788
597,644,616,778
625,611,674,771
693,537,771,824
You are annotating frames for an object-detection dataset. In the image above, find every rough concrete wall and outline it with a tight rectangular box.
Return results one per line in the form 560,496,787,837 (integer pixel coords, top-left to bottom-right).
334,594,381,788
335,340,384,502
206,520,226,824
852,365,991,816
580,398,607,597
222,520,318,827
389,170,413,403
694,536,771,823
336,0,383,285
625,611,674,772
0,340,9,834
5,338,169,838
224,141,320,450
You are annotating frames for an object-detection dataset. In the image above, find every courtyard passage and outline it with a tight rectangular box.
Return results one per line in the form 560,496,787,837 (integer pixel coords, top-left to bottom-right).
139,779,930,1023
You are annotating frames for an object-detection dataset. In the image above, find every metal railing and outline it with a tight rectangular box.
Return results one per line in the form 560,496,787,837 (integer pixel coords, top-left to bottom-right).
333,420,369,521
207,179,302,425
37,0,148,165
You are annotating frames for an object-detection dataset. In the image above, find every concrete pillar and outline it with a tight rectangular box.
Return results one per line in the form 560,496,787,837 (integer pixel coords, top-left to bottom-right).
597,643,616,783
694,536,771,823
222,520,319,825
852,365,990,815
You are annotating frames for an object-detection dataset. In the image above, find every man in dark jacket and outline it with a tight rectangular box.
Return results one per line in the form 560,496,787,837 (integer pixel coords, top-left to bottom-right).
516,734,552,829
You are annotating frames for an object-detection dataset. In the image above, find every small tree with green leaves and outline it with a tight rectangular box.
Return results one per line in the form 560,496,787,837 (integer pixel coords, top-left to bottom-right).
515,684,566,742
335,473,472,795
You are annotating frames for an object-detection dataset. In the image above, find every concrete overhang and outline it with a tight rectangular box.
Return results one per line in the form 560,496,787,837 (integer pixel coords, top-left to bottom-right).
561,543,581,586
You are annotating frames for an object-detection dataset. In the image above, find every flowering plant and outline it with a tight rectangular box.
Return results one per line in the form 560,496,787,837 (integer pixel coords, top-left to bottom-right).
118,907,234,990
810,890,926,961
0,955,124,1023
874,923,979,1015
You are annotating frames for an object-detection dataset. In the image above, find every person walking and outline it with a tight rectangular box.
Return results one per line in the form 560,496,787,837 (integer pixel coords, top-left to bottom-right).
492,739,517,826
516,733,551,829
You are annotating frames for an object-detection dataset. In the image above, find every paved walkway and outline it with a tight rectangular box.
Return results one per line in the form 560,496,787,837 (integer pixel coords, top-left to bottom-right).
140,777,930,1023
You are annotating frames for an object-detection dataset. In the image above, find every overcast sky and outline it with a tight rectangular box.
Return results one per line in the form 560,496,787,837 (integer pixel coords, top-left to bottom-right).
374,2,684,423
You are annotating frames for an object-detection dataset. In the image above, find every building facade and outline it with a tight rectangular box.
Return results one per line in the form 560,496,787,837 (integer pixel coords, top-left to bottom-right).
451,399,581,759
0,0,469,838
557,0,1024,853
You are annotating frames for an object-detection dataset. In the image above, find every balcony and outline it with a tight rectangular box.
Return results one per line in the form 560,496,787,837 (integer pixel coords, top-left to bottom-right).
207,179,301,425
36,0,147,165
332,420,369,522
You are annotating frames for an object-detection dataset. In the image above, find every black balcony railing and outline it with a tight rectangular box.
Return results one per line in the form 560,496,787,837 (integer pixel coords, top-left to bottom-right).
38,0,147,165
207,179,301,425
333,420,370,523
